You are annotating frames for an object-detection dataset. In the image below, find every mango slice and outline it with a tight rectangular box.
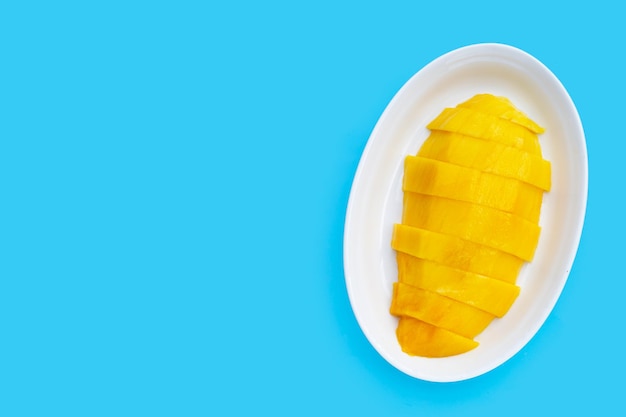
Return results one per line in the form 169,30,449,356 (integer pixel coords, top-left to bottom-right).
457,93,545,134
392,223,523,284
390,282,494,339
418,131,551,191
390,93,549,358
427,107,542,155
396,252,520,317
396,316,479,358
402,192,541,261
403,156,544,223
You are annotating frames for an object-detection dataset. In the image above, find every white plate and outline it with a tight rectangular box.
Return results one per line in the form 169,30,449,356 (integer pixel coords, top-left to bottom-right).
343,43,588,382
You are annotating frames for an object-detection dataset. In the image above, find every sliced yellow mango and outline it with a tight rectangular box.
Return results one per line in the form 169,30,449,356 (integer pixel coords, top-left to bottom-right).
396,316,479,358
457,93,545,134
391,224,523,284
403,156,544,223
418,131,551,191
390,282,494,339
396,252,520,317
427,107,542,155
402,193,540,261
390,94,549,358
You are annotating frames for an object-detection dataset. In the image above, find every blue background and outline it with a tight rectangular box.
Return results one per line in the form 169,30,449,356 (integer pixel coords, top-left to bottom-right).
0,1,621,415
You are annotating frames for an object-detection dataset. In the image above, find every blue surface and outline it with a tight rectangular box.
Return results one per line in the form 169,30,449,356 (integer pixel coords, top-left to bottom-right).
0,1,621,415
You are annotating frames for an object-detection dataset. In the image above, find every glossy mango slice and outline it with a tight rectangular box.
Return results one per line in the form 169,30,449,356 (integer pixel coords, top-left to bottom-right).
390,282,494,339
403,156,544,223
427,107,542,155
391,223,523,284
396,316,479,358
457,93,545,134
418,131,551,191
396,252,520,317
390,94,549,358
402,192,541,261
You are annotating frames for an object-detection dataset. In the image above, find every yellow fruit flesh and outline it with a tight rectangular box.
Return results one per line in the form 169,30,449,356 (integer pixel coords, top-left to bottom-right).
390,93,548,358
390,282,494,339
391,223,523,284
427,107,542,155
396,252,520,317
403,156,544,223
402,192,541,261
396,316,479,358
457,93,545,134
418,131,551,191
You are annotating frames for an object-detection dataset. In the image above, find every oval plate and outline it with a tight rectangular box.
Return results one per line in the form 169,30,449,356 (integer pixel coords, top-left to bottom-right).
343,43,588,382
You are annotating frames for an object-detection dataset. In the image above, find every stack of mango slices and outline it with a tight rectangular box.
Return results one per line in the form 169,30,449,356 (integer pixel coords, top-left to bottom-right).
390,93,550,358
